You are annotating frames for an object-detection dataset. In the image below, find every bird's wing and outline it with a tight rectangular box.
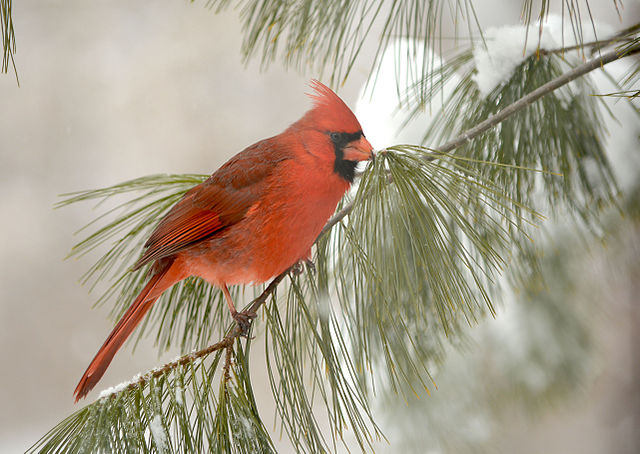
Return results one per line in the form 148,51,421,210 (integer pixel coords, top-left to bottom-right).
133,138,291,269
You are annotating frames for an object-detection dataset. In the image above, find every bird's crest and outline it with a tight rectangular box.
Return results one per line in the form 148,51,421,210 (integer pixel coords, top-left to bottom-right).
301,79,363,134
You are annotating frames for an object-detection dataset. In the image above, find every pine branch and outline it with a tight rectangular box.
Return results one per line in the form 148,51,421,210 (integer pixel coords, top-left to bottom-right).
200,0,622,88
520,0,622,55
101,332,234,400
434,42,639,155
1,0,18,83
204,0,485,87
595,89,639,99
326,41,640,231
539,22,640,57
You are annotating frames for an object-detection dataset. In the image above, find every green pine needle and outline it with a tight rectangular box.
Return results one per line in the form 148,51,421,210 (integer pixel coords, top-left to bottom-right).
409,50,620,225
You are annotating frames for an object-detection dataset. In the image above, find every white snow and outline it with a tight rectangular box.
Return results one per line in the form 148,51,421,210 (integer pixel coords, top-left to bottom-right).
238,415,255,438
542,15,615,50
589,59,640,192
473,16,615,96
473,24,552,95
97,373,143,399
149,414,168,451
174,386,184,406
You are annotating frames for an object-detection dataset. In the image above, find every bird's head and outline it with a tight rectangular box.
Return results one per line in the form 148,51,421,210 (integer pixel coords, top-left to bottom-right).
293,80,374,183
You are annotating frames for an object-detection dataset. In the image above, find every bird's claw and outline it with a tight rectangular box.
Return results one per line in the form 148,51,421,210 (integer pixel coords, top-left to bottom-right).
291,262,304,275
291,259,316,276
232,310,257,337
304,258,316,275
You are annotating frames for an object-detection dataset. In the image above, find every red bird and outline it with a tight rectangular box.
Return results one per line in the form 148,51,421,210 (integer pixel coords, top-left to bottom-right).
74,80,374,401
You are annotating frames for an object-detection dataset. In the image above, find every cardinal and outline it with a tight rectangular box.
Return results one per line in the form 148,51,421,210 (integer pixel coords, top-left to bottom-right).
73,80,374,401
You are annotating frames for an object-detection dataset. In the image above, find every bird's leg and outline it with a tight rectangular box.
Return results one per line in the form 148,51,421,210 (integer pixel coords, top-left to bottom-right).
221,284,256,336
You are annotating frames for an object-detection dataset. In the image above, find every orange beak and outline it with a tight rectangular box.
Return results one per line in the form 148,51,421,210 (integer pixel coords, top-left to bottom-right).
343,136,375,162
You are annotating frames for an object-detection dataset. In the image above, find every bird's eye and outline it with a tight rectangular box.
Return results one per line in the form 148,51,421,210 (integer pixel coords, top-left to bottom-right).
330,132,342,142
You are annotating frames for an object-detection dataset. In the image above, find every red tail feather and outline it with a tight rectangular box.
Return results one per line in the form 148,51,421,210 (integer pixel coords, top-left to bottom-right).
73,260,183,401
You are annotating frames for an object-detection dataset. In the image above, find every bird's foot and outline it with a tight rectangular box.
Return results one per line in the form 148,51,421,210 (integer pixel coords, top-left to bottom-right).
305,258,316,275
231,310,257,337
291,259,316,276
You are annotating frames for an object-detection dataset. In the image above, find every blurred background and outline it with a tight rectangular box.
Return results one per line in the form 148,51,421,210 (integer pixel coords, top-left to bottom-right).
1,1,638,452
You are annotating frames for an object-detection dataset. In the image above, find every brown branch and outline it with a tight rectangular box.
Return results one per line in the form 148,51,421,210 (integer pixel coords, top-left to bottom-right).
105,336,235,398
222,344,234,383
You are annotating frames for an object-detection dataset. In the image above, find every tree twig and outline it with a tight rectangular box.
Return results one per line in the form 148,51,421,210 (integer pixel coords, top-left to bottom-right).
109,336,235,398
222,344,234,383
539,38,633,57
539,21,640,57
